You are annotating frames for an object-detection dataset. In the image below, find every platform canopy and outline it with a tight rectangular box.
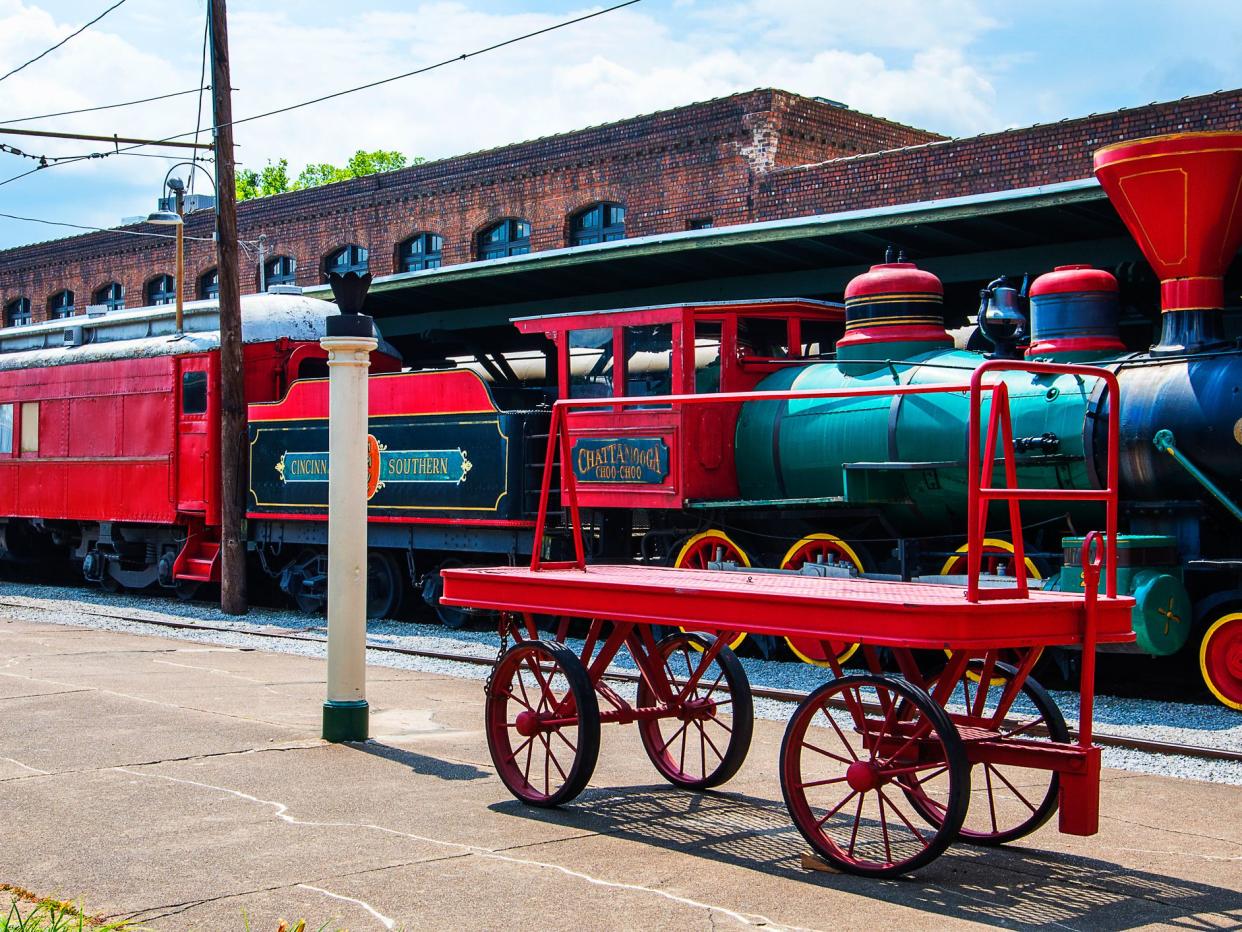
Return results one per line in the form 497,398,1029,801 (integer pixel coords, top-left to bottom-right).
303,178,1235,364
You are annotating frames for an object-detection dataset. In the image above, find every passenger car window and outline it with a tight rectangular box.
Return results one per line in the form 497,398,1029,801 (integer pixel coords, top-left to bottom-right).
182,371,208,415
623,324,673,398
0,404,12,453
20,402,38,453
738,317,789,357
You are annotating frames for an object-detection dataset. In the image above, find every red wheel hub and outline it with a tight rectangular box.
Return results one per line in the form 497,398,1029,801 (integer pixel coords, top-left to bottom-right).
514,709,541,737
682,697,718,719
1203,616,1242,709
846,760,883,792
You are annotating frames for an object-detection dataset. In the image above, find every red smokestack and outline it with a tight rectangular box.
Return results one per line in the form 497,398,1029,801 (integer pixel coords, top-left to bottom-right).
1094,131,1242,353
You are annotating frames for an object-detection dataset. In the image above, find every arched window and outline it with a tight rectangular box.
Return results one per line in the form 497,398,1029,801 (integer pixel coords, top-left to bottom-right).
398,233,443,272
146,274,176,306
49,290,74,319
477,219,530,260
4,297,31,327
264,255,296,288
92,282,125,311
324,244,368,279
570,202,625,246
199,268,219,300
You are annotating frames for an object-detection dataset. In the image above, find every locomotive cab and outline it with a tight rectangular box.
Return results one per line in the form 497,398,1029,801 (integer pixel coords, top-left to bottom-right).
514,298,844,508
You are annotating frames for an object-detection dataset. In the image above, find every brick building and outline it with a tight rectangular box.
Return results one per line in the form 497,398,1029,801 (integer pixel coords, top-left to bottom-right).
2,86,1241,326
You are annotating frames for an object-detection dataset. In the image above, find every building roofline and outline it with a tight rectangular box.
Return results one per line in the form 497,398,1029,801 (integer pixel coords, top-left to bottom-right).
305,176,1105,300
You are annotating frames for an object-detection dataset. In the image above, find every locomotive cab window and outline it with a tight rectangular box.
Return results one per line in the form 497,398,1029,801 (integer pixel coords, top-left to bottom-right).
567,328,614,399
182,371,208,415
622,324,673,401
0,404,12,453
694,320,724,393
800,319,843,357
737,317,789,358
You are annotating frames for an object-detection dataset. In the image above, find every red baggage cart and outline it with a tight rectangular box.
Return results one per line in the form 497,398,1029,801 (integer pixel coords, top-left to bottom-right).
442,360,1135,876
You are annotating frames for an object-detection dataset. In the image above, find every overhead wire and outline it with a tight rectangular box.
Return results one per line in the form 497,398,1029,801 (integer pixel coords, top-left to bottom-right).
0,210,218,242
0,0,643,190
189,11,211,195
0,0,131,84
0,87,209,126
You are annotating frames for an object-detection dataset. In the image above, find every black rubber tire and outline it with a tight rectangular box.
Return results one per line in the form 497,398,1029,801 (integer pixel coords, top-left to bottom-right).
485,639,601,807
636,633,754,789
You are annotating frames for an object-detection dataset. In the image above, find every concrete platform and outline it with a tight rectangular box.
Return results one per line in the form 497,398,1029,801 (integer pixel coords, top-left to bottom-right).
1,615,1240,931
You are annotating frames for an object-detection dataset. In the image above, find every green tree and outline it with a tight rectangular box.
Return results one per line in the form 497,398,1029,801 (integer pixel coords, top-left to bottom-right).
236,151,416,201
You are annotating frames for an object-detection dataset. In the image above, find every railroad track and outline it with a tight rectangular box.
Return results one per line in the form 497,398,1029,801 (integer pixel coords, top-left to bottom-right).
4,596,1241,766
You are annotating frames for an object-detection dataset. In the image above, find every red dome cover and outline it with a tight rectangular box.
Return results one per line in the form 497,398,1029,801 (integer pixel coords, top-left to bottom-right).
844,262,943,299
1029,265,1119,297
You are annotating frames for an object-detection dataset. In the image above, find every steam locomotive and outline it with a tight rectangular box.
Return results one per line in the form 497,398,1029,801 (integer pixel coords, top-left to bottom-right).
0,130,1239,709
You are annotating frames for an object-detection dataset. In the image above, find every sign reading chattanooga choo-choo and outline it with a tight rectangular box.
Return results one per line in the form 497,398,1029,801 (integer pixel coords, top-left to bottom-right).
248,415,516,517
571,436,669,484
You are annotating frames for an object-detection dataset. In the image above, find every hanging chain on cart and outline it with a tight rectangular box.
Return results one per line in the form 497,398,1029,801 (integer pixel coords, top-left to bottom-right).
484,612,510,696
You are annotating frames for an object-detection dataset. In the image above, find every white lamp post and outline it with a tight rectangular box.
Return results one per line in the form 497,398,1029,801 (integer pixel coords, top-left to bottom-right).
321,271,376,742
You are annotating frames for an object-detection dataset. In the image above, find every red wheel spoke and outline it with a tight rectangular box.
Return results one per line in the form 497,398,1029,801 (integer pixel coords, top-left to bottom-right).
552,728,578,754
678,719,689,774
987,762,1039,813
697,720,725,764
1002,716,1045,740
798,775,851,790
814,789,859,827
877,790,894,865
882,760,951,779
523,734,534,787
500,689,535,713
877,787,927,847
874,717,933,771
802,740,854,766
914,765,948,787
818,707,860,761
698,720,707,776
658,719,691,755
540,732,569,783
847,794,866,858
985,764,999,834
502,735,534,766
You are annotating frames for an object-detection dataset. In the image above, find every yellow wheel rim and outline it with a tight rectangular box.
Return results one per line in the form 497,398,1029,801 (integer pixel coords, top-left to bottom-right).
940,539,1044,683
673,530,750,650
780,533,863,667
1200,612,1242,711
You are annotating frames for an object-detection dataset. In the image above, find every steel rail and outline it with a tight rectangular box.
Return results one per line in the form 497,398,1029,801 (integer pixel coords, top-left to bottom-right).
2,597,1237,766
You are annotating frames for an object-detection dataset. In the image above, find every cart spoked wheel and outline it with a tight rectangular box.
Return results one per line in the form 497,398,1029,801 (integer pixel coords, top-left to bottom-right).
672,531,750,650
485,639,600,807
780,673,968,877
941,539,1044,684
779,534,864,667
901,661,1067,845
636,633,754,789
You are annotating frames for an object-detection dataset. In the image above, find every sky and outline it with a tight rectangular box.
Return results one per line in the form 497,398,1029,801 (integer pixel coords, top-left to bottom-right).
1,0,1240,250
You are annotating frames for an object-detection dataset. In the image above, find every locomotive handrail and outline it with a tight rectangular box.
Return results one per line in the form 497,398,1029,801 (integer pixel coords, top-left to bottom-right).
529,360,1122,620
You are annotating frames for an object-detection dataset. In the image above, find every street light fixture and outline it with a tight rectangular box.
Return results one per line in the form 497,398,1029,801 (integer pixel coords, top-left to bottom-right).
147,163,215,336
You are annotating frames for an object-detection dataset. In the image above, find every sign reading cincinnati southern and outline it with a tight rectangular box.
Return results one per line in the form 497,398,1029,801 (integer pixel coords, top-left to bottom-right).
275,437,472,500
571,436,669,484
249,415,515,517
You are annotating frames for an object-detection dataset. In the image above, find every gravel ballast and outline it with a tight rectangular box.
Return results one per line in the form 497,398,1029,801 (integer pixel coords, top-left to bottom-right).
1,580,1239,786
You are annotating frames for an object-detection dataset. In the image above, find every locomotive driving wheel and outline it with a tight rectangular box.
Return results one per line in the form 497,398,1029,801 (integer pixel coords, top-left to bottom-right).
672,531,751,650
636,633,754,790
900,659,1068,845
779,534,864,667
365,550,403,620
485,639,601,807
1200,611,1242,710
940,539,1045,682
780,673,968,877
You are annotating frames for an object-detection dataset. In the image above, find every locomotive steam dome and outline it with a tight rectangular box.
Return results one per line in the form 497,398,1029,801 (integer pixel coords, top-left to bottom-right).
1026,264,1125,359
837,261,951,358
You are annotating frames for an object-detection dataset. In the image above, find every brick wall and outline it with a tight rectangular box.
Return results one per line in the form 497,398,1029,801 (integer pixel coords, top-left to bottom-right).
755,89,1242,220
0,89,935,323
4,87,1240,324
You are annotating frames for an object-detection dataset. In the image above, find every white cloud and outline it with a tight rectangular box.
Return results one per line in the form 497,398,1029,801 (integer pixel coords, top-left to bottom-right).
0,0,1004,248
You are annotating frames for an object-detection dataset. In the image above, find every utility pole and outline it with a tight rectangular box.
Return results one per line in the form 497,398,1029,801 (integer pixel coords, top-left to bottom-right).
210,0,247,614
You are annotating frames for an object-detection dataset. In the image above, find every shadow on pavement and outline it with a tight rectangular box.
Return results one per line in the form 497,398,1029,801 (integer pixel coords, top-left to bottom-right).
345,740,490,781
491,786,1242,930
